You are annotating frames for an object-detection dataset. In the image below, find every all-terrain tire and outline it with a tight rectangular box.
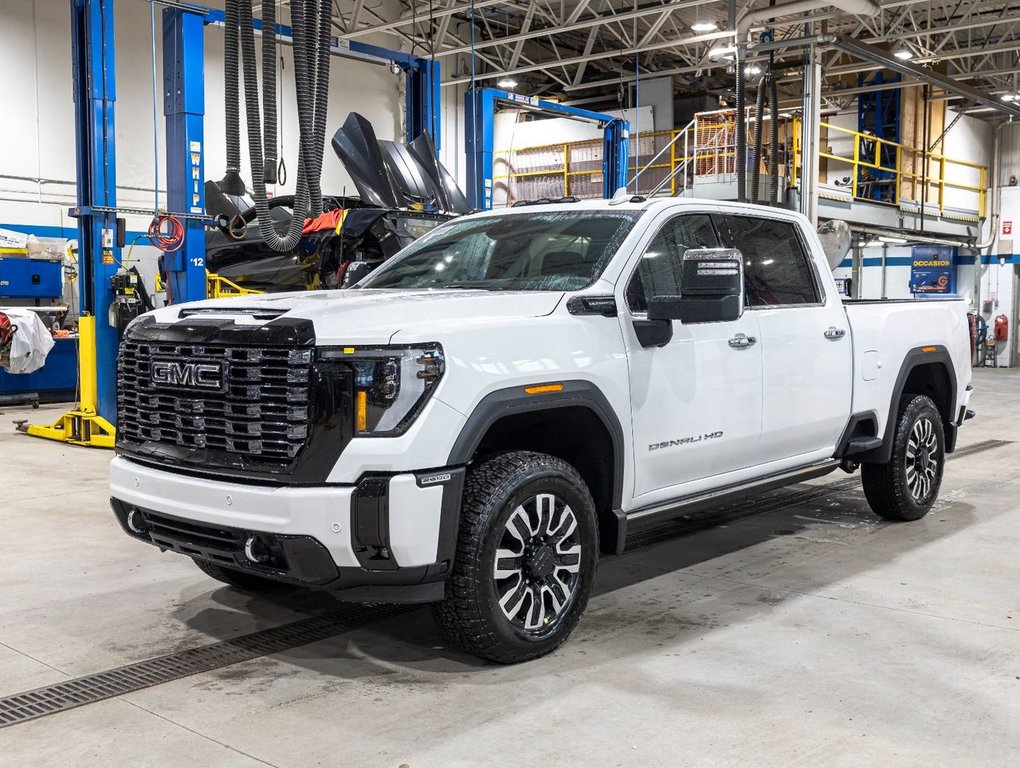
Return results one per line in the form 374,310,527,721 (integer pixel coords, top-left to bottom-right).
433,451,599,664
862,394,945,522
193,559,283,591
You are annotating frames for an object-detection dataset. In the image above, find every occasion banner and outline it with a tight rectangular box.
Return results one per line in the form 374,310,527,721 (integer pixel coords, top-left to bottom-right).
910,245,957,295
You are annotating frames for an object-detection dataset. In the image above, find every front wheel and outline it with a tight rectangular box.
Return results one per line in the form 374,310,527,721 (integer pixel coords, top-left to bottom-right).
862,394,945,522
434,451,599,664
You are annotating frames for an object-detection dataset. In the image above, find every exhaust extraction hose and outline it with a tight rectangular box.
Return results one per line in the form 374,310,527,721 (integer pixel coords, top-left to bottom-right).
768,72,779,206
236,0,332,252
751,74,767,205
223,0,242,188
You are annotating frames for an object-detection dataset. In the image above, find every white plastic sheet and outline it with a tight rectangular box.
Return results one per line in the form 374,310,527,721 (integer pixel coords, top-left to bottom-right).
0,308,56,374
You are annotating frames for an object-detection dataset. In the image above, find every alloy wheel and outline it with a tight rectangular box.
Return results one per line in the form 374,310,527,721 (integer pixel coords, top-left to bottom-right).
492,493,582,633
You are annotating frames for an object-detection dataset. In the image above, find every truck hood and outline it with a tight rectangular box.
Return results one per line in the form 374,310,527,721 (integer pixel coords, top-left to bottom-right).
144,289,564,345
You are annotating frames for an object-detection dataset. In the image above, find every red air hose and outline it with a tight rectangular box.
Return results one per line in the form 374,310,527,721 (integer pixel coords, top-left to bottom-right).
147,213,185,253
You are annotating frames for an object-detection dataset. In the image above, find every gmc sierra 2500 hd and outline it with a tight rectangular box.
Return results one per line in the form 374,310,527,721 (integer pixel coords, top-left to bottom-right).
111,197,973,663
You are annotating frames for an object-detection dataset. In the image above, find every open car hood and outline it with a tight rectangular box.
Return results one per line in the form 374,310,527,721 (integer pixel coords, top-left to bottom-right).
331,112,472,215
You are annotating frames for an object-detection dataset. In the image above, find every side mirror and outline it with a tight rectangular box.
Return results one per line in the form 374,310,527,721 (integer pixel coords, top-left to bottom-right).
817,219,851,270
664,248,745,324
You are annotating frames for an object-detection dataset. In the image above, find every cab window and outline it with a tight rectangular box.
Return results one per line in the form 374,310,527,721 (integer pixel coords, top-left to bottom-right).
717,215,821,307
626,214,719,313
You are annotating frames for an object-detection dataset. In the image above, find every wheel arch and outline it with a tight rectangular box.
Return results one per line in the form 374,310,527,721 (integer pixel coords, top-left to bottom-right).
858,346,957,464
447,381,625,553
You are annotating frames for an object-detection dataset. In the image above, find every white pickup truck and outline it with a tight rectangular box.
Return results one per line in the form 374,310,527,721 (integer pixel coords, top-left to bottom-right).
110,197,973,663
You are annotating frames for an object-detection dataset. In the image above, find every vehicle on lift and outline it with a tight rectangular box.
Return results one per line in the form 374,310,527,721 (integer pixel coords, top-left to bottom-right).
204,194,450,292
110,197,974,663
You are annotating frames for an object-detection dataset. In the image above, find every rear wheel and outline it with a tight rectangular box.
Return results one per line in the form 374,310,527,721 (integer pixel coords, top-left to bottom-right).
434,451,599,664
193,559,282,592
862,394,945,522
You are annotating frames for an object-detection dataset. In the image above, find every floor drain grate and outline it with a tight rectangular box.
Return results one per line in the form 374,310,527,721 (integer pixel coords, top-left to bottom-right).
950,438,1013,459
0,603,405,729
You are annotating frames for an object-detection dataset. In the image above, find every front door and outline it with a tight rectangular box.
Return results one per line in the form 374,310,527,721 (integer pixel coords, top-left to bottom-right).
620,212,764,505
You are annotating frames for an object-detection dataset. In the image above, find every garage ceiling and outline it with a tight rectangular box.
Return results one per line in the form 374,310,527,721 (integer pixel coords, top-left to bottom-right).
333,0,1020,114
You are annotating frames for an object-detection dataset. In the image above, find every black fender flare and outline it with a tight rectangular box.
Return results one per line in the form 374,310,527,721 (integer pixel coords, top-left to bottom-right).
857,345,957,464
446,380,626,512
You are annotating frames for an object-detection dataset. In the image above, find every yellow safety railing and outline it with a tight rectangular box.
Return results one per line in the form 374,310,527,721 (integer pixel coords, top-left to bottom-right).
493,128,701,200
496,114,987,220
801,118,987,218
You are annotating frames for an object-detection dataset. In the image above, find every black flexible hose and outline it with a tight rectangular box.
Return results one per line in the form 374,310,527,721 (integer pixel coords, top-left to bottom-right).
238,0,307,251
224,0,241,179
751,74,766,205
262,0,277,185
309,0,333,217
735,53,746,203
768,73,779,206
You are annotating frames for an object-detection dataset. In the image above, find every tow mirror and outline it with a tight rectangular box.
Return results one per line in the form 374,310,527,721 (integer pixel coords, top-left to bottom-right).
817,219,852,270
648,248,744,324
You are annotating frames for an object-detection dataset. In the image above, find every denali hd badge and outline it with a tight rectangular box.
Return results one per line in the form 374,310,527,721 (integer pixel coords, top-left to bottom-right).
151,359,225,390
649,431,723,452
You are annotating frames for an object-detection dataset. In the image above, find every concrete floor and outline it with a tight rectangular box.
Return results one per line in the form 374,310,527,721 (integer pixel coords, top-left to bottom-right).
1,368,1018,767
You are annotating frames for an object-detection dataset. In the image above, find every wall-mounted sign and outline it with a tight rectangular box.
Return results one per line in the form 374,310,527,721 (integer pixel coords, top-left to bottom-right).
910,245,957,295
1003,220,1013,237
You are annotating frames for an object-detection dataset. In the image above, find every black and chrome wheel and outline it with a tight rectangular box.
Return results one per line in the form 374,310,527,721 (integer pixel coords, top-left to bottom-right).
862,394,945,522
905,414,940,504
493,493,583,632
434,451,598,664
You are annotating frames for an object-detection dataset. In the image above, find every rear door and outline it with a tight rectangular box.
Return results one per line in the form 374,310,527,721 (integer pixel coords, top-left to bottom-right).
716,213,852,463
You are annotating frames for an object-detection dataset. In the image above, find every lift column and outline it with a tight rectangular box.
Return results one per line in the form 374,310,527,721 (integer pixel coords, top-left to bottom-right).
70,0,120,426
163,6,208,303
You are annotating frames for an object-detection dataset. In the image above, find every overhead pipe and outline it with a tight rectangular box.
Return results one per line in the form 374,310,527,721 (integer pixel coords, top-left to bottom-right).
736,0,880,42
734,0,880,204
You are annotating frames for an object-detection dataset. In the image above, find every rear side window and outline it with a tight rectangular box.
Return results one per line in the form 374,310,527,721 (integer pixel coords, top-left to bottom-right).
626,214,719,312
717,215,821,307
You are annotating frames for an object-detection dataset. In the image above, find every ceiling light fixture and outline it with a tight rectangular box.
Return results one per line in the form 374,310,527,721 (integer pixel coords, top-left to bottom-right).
497,77,518,90
745,64,762,76
1001,93,1020,103
691,20,718,33
709,45,737,60
893,48,913,61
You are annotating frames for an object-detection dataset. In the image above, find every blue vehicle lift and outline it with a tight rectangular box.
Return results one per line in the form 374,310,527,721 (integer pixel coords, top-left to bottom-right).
25,0,120,446
464,88,630,210
172,3,443,303
27,0,441,447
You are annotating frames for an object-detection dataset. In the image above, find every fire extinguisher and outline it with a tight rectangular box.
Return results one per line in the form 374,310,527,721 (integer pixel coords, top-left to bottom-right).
994,314,1009,342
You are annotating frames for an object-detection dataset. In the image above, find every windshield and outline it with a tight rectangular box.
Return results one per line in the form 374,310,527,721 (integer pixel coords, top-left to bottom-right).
357,209,642,291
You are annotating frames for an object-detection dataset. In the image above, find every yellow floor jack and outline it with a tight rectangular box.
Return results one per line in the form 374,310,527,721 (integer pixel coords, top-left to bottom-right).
18,314,116,448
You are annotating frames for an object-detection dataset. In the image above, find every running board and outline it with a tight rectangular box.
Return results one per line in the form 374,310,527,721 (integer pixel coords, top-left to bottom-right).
610,460,841,554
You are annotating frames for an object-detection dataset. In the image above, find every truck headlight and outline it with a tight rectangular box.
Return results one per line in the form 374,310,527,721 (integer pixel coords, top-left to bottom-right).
318,344,444,435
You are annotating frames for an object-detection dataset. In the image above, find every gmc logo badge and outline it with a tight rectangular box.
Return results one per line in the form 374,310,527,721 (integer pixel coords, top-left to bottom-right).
150,359,224,390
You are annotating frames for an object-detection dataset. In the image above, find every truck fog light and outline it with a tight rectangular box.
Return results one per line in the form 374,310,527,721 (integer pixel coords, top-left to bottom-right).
244,535,272,564
126,509,149,536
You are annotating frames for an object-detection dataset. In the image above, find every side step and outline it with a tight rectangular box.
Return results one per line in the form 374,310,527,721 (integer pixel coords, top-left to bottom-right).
610,459,841,553
843,435,883,455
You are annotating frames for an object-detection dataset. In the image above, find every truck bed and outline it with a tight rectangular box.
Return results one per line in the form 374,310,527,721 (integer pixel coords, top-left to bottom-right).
843,297,971,438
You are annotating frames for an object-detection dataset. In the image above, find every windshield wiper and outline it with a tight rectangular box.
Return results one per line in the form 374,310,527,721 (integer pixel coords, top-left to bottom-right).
437,283,504,291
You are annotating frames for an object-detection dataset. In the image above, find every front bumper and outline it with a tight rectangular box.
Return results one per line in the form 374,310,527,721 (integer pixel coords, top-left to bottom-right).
110,456,464,601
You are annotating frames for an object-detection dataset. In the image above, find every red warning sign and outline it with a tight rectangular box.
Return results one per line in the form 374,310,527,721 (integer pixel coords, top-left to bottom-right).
1003,220,1013,236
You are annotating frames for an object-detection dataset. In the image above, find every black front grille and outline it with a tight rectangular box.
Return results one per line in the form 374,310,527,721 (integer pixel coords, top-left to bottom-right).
115,316,354,483
118,340,313,467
